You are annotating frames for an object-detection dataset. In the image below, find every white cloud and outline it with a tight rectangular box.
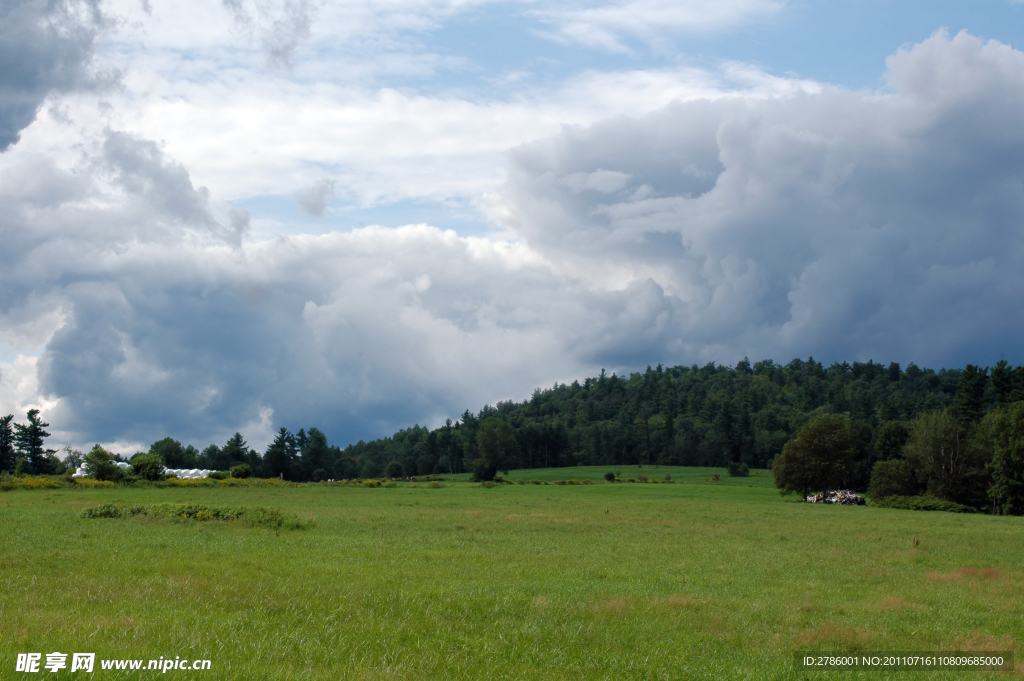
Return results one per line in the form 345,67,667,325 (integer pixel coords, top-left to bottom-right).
531,0,785,53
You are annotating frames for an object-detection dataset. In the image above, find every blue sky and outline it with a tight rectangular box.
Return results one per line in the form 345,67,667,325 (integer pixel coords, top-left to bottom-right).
2,0,1024,452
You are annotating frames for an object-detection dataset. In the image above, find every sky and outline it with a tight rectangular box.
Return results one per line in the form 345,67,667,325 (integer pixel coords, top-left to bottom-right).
2,0,1024,453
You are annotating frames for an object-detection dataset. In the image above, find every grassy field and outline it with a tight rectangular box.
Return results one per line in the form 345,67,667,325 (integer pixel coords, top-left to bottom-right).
1,467,1021,679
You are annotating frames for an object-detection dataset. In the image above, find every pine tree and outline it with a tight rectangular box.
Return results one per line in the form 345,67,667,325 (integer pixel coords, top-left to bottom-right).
0,415,14,473
992,360,1013,406
13,409,55,474
265,428,296,479
954,365,989,425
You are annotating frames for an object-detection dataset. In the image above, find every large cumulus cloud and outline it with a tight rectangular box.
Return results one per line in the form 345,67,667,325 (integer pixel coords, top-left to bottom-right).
3,30,1024,450
492,30,1024,368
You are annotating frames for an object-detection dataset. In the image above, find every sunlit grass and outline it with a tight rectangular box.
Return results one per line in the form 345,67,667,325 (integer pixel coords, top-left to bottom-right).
0,468,1020,679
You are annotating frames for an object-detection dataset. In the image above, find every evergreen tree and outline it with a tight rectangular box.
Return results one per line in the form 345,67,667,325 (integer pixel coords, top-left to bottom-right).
13,409,55,474
300,428,330,481
0,415,14,473
264,428,296,479
221,433,249,466
991,360,1013,406
954,364,989,425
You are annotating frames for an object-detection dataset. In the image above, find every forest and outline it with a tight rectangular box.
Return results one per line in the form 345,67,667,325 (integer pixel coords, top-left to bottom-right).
5,357,1024,503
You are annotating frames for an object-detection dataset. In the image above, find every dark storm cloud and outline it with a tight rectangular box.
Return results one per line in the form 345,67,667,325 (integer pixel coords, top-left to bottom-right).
0,0,107,151
496,30,1024,369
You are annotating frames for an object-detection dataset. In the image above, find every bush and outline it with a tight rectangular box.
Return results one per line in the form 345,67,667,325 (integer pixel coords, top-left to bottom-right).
870,495,977,514
868,459,916,499
664,474,672,482
311,468,326,482
208,471,229,480
83,446,123,482
639,474,648,482
727,461,750,477
130,453,165,481
230,463,252,479
383,460,404,479
604,471,616,482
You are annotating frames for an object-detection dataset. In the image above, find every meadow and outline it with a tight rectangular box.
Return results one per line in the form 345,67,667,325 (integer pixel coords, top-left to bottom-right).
1,467,1020,680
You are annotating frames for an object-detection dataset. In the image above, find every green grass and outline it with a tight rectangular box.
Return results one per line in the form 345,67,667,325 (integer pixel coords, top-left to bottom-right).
1,467,1021,679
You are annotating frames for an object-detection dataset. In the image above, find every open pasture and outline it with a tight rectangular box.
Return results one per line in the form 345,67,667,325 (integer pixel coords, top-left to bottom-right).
1,468,1021,679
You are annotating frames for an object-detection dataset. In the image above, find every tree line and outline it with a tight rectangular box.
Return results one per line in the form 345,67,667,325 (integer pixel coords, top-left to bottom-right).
773,362,1024,513
4,358,1024,510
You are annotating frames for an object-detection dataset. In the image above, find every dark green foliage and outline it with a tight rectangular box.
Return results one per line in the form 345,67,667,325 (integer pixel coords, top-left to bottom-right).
772,414,857,499
384,460,404,478
265,428,296,479
869,495,977,513
604,471,615,482
300,428,330,481
904,409,989,508
219,433,249,469
83,445,123,481
727,461,750,477
467,417,520,481
14,409,56,474
992,360,1013,406
874,421,910,461
208,470,229,480
954,365,988,425
230,463,252,479
130,453,165,481
868,459,917,499
0,415,14,473
149,437,198,469
311,468,326,482
985,402,1024,515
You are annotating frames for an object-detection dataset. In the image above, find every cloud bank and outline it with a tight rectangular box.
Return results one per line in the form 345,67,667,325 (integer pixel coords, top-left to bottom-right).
3,30,1024,451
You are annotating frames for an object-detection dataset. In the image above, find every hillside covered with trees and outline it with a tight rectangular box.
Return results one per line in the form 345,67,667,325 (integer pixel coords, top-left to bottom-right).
4,358,1024,512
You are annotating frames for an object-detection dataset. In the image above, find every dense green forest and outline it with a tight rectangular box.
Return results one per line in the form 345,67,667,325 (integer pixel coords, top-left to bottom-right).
6,357,1023,499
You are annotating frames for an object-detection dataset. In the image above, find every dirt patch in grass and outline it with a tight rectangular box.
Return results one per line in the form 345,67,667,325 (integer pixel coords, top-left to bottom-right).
867,596,918,610
946,633,1015,651
928,568,1002,581
662,595,697,608
530,513,578,523
795,622,871,648
596,597,631,615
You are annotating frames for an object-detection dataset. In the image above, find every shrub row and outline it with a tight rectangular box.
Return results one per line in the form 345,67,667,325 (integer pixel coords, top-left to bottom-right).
81,503,312,529
869,495,978,514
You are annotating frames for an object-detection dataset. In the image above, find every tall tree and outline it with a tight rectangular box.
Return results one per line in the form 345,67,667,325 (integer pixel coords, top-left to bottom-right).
0,415,14,473
986,402,1024,515
991,360,1014,406
264,428,296,479
467,417,520,481
13,409,55,474
904,408,989,507
220,433,249,467
954,364,989,425
300,428,330,481
772,413,857,500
